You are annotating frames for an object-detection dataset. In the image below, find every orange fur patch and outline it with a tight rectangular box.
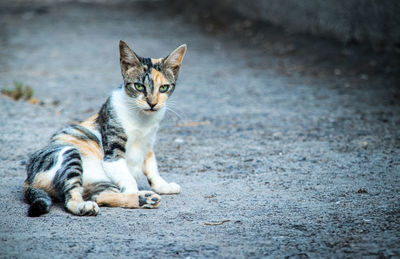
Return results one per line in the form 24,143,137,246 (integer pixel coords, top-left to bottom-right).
31,173,57,197
150,69,169,110
151,58,163,64
69,188,84,202
79,114,98,129
142,151,153,176
96,192,139,208
156,93,167,106
56,134,103,159
151,69,168,89
147,151,153,160
65,188,85,213
137,99,148,107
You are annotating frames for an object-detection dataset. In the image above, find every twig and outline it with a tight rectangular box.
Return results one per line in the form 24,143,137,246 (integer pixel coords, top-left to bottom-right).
204,220,230,226
176,121,210,127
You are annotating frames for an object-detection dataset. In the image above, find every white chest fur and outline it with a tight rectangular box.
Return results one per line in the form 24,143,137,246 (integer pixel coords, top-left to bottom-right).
111,88,165,179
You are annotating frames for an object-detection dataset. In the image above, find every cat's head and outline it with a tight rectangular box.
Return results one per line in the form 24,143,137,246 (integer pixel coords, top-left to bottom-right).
119,40,187,114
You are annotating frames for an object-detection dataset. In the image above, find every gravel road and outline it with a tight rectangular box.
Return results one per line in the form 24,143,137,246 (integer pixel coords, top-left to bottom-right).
0,1,399,258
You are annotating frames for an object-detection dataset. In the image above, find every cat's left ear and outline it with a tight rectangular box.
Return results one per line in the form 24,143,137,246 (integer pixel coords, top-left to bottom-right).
163,44,187,79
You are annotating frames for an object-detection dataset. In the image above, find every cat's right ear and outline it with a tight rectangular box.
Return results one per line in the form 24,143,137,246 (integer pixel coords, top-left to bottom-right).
119,40,141,74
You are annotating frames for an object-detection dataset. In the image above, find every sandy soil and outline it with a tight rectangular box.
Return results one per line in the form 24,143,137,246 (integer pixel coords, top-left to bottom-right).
0,1,399,258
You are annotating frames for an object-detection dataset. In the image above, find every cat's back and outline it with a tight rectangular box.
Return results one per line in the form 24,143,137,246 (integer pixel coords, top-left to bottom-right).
50,114,103,160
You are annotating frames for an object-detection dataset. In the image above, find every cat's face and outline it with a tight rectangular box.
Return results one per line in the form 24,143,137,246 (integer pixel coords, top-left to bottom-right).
119,41,186,114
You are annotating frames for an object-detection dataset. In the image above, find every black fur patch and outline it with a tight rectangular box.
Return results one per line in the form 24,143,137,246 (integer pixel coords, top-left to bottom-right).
24,187,52,217
82,181,120,201
52,148,83,201
25,145,64,184
96,98,128,161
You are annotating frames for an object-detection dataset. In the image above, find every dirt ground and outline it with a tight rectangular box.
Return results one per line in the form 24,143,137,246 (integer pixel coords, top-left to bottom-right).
0,1,399,258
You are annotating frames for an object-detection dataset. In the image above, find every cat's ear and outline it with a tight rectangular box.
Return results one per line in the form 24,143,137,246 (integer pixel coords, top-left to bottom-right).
119,40,141,74
163,44,187,79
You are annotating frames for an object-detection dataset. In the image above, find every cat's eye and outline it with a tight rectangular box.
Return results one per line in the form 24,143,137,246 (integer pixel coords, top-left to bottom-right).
159,84,169,93
134,83,145,92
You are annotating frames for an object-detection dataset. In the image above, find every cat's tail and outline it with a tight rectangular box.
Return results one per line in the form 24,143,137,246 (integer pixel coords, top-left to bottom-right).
23,183,52,217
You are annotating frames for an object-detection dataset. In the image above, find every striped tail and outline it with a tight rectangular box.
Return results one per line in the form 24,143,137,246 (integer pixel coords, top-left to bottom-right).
24,185,52,217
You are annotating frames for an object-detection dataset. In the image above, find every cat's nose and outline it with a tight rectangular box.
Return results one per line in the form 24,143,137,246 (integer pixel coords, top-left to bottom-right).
147,101,157,110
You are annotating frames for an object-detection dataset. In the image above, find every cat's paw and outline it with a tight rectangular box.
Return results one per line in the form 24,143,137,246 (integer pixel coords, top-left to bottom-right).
76,201,99,216
138,191,161,209
152,182,181,195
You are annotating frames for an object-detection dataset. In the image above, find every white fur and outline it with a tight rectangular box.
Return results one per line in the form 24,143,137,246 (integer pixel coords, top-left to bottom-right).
81,157,109,184
89,128,103,148
105,88,180,194
112,88,162,177
46,146,74,182
111,87,166,132
102,159,138,193
143,151,181,194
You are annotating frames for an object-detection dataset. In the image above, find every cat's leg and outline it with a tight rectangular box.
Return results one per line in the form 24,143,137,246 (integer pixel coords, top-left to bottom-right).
143,151,181,194
83,181,161,209
102,158,162,207
102,158,139,193
96,191,161,209
53,148,99,216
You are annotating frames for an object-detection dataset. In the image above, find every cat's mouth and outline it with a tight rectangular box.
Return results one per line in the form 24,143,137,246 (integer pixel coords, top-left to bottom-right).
143,108,158,114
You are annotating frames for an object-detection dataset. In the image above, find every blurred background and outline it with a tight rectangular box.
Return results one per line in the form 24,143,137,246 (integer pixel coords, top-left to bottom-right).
1,0,399,103
176,0,400,50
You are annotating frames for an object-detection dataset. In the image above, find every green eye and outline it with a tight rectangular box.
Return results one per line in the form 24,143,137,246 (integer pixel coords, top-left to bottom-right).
159,84,169,93
134,83,145,92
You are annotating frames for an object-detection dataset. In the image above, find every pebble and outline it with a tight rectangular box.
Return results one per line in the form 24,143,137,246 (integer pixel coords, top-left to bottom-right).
357,187,368,194
174,138,184,143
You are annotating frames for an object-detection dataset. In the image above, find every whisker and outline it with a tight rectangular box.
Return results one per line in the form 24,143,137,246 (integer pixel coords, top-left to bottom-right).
126,102,141,114
165,105,185,122
166,100,177,107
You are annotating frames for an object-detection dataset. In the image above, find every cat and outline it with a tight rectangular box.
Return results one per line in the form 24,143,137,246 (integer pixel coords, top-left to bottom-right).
23,40,187,217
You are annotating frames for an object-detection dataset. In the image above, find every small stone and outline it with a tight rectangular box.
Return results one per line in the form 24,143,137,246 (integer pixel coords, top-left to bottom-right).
357,187,368,194
174,138,184,143
204,193,216,199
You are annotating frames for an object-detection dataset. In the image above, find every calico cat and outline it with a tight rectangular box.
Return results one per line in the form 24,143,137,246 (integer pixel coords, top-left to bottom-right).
23,40,186,217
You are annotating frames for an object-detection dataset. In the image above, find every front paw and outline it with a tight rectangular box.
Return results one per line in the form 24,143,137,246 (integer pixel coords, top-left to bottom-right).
138,191,161,209
152,182,181,195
